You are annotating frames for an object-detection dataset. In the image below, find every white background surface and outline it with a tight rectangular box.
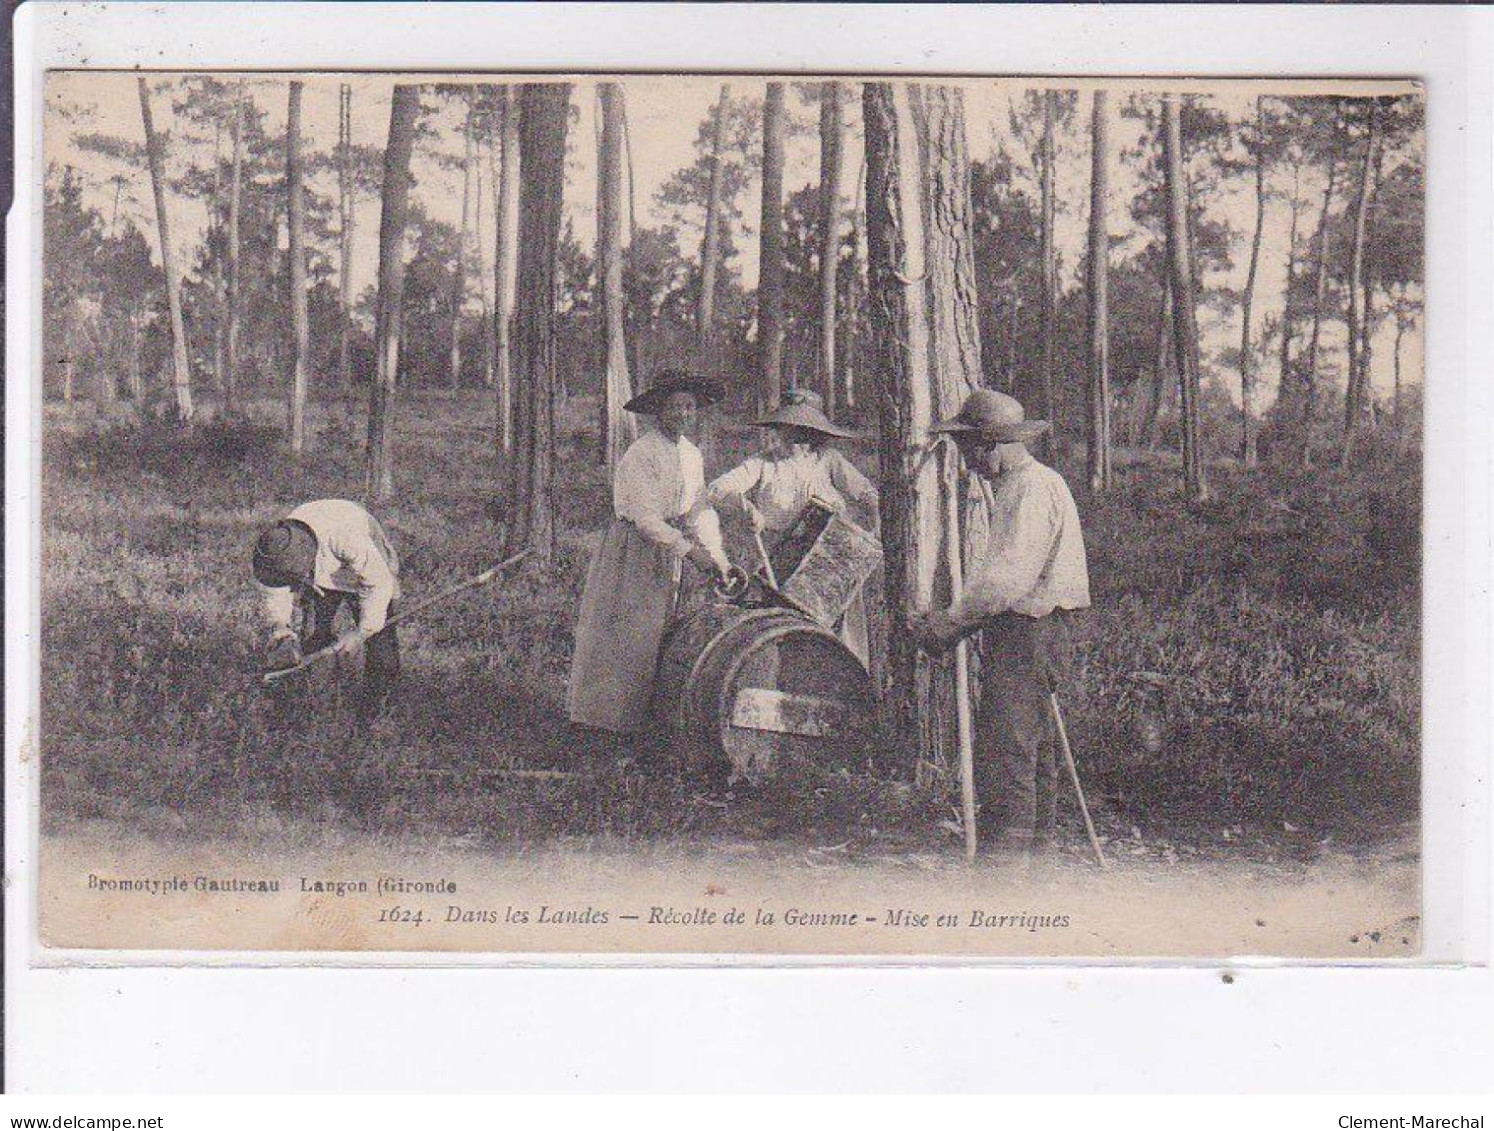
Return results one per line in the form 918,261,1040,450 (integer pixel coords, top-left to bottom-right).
7,2,1492,1092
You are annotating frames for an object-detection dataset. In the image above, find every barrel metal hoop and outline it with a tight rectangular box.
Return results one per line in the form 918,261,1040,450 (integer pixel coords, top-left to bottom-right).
675,606,788,740
712,617,843,754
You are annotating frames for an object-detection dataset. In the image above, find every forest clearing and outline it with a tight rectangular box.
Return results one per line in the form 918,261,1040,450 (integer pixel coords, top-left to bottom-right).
41,390,1419,859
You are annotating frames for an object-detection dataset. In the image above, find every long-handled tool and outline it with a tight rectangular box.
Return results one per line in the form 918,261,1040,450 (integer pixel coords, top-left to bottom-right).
751,529,780,590
1049,691,1107,869
261,548,530,684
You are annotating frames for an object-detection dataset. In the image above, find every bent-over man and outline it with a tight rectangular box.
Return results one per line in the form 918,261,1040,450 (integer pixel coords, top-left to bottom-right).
253,498,401,716
910,390,1091,860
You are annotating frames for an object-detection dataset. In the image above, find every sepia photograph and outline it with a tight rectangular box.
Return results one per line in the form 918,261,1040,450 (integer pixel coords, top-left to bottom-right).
35,69,1425,958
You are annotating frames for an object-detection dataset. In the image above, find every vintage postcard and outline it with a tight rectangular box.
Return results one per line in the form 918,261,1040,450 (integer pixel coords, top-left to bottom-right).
33,70,1425,959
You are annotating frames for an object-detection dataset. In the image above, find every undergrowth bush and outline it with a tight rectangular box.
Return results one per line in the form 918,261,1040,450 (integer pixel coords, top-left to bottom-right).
39,395,1421,847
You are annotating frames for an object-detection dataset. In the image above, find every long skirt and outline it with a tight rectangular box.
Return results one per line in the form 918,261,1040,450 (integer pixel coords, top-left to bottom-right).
566,519,681,733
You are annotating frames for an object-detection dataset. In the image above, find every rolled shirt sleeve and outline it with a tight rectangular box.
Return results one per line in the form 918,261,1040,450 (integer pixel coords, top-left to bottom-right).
706,458,766,519
259,583,297,639
687,504,730,573
828,450,880,532
948,476,1056,630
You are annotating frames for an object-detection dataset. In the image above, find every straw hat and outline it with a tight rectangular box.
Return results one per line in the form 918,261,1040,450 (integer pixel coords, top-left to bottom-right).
753,389,861,440
929,389,1050,444
623,369,725,415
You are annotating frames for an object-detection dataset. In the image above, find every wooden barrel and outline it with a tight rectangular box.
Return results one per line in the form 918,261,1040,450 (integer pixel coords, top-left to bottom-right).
656,601,877,785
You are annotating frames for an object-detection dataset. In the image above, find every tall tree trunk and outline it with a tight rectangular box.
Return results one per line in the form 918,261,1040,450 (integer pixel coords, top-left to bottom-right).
210,120,225,398
758,82,787,411
476,149,493,389
1086,90,1112,490
1276,159,1303,432
60,333,75,405
864,82,942,775
1302,153,1338,468
1341,101,1379,467
337,82,355,433
1162,93,1207,501
127,312,143,403
1141,268,1171,450
1238,96,1268,468
1392,299,1407,448
508,83,570,562
225,79,245,418
696,84,730,369
842,154,867,414
597,81,636,469
1357,136,1385,421
922,87,985,422
920,85,989,802
817,81,845,414
1038,90,1060,459
286,81,309,454
449,91,475,391
365,85,420,501
493,86,519,456
137,76,194,422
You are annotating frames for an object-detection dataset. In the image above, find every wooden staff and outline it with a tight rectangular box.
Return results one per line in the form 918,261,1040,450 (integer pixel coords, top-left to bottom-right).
940,442,979,862
261,550,530,684
1050,691,1107,869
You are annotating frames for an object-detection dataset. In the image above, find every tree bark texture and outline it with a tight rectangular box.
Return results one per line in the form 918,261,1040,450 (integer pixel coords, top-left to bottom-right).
919,85,991,793
365,84,420,501
1086,89,1113,490
1141,268,1171,450
337,83,355,430
1238,96,1268,468
758,82,787,411
696,84,730,369
817,82,845,415
1341,101,1381,467
137,77,194,421
508,83,570,561
286,81,309,454
864,82,947,776
494,85,520,456
1162,94,1208,501
1276,160,1303,432
1038,91,1060,458
1302,152,1338,467
841,155,868,414
450,92,475,390
597,82,637,469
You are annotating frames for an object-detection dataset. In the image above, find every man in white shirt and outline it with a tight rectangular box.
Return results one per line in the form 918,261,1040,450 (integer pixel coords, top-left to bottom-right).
253,498,402,716
910,390,1091,859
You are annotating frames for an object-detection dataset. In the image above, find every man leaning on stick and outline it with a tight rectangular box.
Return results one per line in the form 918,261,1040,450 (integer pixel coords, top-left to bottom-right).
909,390,1092,862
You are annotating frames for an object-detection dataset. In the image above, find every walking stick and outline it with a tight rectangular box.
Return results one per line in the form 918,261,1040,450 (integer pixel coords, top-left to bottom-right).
1049,691,1107,869
940,445,979,863
261,549,530,684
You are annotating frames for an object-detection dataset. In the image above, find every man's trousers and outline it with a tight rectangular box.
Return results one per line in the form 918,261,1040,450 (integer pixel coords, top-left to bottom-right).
302,590,400,716
975,610,1076,853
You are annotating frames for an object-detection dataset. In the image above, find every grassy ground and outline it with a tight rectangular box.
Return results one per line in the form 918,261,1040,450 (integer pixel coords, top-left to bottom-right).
40,391,1421,862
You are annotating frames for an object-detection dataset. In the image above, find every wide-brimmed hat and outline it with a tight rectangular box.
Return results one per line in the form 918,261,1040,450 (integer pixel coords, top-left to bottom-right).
753,389,861,440
929,389,1050,444
252,519,318,587
623,369,725,415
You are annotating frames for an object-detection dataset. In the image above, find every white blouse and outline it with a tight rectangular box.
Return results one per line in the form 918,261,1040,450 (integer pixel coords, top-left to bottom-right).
707,446,879,534
613,428,728,570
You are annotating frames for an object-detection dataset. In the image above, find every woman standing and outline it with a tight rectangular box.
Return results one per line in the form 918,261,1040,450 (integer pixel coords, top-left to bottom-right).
707,389,879,664
567,370,734,735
